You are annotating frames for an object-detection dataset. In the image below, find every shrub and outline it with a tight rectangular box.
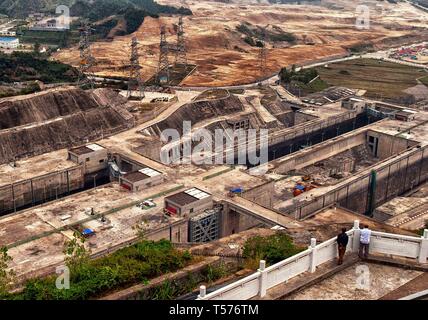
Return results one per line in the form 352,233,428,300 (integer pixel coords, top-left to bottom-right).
17,239,192,300
243,233,303,268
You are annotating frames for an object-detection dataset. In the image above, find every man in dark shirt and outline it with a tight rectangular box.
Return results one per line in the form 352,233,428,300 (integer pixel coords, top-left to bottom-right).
336,228,349,265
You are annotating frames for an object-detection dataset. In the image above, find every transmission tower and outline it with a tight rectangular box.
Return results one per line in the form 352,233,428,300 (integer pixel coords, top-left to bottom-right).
157,25,170,85
259,29,267,79
77,22,96,89
175,16,187,68
127,36,145,100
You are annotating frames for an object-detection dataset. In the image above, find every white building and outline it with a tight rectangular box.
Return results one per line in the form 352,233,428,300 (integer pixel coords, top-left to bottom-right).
0,37,19,49
0,30,16,37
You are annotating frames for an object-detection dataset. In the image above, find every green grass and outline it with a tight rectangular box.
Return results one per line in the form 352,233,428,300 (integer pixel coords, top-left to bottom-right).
314,58,428,100
296,77,330,94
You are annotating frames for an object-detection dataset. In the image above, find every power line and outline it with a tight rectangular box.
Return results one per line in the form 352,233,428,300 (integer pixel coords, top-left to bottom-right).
259,28,267,79
157,25,170,85
175,16,187,67
77,22,96,89
127,36,145,100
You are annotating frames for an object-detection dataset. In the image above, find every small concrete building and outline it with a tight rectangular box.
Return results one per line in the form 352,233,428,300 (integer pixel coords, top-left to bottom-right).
341,97,366,113
119,167,163,192
68,143,108,174
164,188,213,217
395,109,417,122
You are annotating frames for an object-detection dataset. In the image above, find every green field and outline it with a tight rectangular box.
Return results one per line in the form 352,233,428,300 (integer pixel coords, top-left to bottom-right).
314,58,428,101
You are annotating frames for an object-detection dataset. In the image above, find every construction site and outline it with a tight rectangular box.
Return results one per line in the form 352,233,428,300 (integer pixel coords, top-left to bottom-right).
53,0,428,86
0,0,428,302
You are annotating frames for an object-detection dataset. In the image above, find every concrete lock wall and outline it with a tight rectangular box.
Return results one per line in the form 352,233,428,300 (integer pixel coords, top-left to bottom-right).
241,181,275,208
267,111,358,147
113,153,144,172
145,220,189,243
273,129,367,174
219,202,263,237
0,165,85,216
293,145,428,219
198,225,428,300
366,130,419,160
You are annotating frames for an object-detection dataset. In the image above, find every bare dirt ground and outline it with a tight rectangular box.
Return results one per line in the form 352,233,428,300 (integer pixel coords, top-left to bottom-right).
53,0,428,87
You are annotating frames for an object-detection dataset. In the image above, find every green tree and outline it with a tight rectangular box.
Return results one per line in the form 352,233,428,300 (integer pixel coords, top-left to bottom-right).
0,247,15,298
243,233,303,269
63,232,91,274
33,42,41,54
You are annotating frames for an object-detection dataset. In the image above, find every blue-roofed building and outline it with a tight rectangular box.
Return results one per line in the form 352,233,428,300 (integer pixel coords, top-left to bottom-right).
0,37,19,49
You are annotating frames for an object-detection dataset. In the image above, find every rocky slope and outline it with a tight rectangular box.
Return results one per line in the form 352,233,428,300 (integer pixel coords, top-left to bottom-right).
0,87,135,163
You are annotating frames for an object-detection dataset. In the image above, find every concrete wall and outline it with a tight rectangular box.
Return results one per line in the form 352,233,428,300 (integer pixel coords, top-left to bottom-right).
0,165,85,215
219,202,264,237
292,145,428,219
241,181,275,208
294,112,317,125
272,129,367,174
113,153,144,172
366,130,419,160
198,223,428,300
267,111,358,147
145,220,189,243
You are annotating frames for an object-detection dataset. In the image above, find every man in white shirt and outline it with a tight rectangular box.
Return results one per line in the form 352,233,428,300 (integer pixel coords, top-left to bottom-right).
359,225,372,259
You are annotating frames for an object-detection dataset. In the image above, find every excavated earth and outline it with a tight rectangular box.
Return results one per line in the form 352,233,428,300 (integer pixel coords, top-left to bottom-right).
0,87,135,164
136,94,245,160
54,0,428,86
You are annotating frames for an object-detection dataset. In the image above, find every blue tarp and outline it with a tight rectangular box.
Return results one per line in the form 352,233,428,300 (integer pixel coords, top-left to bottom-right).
295,185,305,191
230,188,244,193
82,228,95,235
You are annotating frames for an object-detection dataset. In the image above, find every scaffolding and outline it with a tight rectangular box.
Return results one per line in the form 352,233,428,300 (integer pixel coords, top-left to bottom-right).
127,36,145,100
77,22,96,89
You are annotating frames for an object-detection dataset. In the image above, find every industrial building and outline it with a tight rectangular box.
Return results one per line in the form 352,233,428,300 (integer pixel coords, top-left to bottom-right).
119,167,163,191
164,188,213,217
68,143,108,174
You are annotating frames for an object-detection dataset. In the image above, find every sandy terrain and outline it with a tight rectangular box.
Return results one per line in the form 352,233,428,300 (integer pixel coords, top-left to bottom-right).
53,0,428,87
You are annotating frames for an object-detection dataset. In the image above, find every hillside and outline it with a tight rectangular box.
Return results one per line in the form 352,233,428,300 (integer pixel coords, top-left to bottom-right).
54,0,428,86
0,0,75,17
0,52,78,84
0,0,191,19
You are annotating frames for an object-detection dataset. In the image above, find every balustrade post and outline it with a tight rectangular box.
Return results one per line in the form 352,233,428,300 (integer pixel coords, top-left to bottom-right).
309,238,317,273
352,220,361,253
198,285,206,299
418,229,428,264
258,260,268,298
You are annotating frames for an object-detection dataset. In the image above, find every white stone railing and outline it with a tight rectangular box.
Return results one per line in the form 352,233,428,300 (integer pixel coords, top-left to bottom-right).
197,221,428,300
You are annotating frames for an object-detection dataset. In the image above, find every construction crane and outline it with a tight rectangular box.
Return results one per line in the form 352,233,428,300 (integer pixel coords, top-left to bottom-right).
127,36,145,100
77,22,96,89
